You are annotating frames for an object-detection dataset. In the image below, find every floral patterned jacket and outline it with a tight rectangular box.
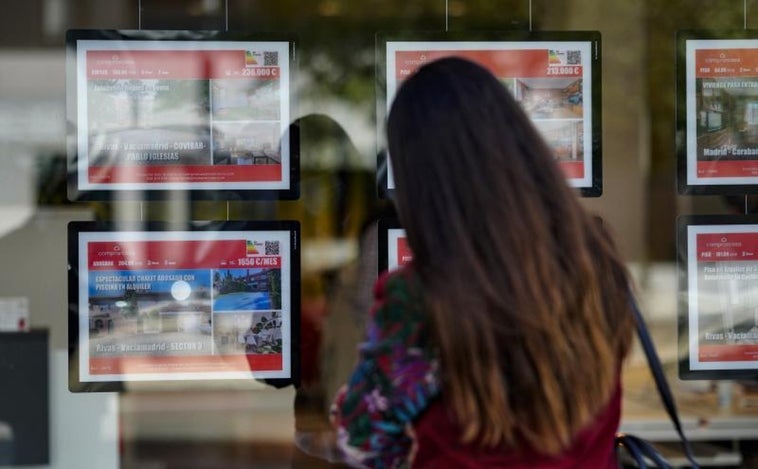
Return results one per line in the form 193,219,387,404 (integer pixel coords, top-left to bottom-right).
331,267,441,468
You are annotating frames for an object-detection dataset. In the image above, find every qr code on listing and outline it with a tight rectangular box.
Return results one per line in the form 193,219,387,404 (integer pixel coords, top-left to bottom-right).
265,241,280,255
264,52,279,66
567,50,581,65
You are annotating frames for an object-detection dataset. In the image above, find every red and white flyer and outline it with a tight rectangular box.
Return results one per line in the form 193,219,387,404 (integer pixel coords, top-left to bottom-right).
385,41,593,189
78,229,293,382
75,40,291,191
685,39,758,186
686,225,758,370
387,228,412,271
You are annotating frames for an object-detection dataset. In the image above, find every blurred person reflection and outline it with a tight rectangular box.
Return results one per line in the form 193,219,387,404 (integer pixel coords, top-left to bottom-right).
290,113,381,467
328,58,637,468
319,199,396,411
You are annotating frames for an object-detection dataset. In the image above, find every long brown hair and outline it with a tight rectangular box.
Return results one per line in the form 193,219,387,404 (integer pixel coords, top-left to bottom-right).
386,57,635,454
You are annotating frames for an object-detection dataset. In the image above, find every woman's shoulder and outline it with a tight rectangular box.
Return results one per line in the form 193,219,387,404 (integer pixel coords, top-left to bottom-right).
370,265,426,329
375,264,422,296
361,265,435,356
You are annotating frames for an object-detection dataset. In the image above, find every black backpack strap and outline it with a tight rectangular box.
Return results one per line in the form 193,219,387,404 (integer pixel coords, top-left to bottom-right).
616,432,674,468
629,296,700,468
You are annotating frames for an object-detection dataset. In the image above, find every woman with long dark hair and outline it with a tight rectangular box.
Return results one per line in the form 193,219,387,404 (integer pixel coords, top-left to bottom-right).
331,57,636,468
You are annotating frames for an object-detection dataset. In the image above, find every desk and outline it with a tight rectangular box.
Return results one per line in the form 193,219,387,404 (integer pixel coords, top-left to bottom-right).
620,362,758,466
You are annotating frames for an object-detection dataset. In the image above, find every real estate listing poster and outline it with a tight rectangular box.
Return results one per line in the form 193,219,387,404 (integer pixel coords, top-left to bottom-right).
378,219,413,273
680,216,758,379
67,31,296,199
68,221,299,391
680,33,758,193
386,228,412,271
382,35,598,194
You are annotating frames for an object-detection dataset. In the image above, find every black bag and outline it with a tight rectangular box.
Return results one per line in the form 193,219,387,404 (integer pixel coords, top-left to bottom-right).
616,298,700,468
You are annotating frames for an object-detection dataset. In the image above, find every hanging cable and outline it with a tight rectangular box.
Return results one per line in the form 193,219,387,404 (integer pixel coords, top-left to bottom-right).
445,0,449,31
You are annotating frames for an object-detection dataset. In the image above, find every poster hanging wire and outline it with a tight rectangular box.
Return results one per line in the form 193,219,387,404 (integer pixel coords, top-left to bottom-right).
445,0,449,31
745,1,750,217
226,0,230,221
138,0,142,222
